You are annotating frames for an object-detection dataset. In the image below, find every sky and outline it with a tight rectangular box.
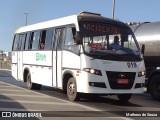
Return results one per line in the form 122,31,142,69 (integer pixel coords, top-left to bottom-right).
0,0,160,52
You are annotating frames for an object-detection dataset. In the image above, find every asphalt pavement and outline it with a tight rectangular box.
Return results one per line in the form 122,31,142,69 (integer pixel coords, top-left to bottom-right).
0,69,160,120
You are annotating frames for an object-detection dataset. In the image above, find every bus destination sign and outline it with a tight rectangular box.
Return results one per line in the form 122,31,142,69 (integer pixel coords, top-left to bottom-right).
82,23,120,34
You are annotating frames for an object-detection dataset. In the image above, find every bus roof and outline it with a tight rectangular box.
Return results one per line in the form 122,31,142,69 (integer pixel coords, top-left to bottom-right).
15,11,127,34
15,15,79,34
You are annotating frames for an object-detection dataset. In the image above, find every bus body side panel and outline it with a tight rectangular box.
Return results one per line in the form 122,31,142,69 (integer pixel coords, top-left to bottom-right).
11,51,18,80
52,50,63,88
52,50,57,87
17,51,23,81
23,51,53,86
62,50,81,90
57,51,62,88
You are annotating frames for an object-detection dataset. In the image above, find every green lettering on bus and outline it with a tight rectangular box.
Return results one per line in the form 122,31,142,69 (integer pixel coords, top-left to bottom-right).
36,53,46,61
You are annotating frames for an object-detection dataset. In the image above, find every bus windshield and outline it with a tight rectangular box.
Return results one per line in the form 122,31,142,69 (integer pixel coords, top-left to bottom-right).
79,21,142,61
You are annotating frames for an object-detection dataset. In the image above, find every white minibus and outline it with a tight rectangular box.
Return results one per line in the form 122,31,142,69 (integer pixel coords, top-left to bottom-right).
11,11,145,101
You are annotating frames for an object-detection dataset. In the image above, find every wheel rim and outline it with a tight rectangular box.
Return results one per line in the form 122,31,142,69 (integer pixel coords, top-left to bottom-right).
27,74,31,88
68,82,76,97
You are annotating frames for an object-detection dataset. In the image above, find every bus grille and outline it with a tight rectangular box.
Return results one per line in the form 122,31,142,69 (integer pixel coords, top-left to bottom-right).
106,71,136,89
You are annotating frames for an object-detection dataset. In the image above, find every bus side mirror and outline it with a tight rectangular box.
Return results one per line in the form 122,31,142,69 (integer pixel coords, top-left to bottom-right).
141,44,145,54
76,32,82,45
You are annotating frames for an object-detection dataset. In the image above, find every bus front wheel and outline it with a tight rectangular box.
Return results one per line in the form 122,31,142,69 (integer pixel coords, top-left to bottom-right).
67,77,80,101
26,72,42,90
117,94,132,102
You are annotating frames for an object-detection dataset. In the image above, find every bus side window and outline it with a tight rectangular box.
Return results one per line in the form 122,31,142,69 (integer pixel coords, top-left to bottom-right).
53,28,66,50
19,33,26,50
65,27,76,45
63,27,79,54
28,32,34,50
25,32,30,50
58,28,66,49
32,31,40,50
44,28,54,50
39,30,47,50
12,34,20,51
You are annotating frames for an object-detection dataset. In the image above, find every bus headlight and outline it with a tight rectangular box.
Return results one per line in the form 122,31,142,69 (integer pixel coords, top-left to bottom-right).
138,71,146,77
90,69,95,74
83,68,102,76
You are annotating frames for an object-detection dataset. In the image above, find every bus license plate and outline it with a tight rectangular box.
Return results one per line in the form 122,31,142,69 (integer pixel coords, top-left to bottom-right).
117,79,128,84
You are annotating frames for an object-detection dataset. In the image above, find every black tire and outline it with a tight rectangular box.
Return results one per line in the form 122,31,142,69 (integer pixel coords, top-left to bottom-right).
149,75,160,100
26,72,42,90
117,94,132,102
67,77,80,101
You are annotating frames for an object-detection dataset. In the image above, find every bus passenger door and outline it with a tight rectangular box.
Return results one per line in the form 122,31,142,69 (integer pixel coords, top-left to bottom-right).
52,28,65,88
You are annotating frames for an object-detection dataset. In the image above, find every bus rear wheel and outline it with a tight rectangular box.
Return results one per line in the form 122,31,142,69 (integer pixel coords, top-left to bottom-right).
117,94,132,102
67,77,80,101
26,72,42,90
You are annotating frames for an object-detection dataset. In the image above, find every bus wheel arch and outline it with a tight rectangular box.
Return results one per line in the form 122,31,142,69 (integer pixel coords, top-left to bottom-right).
23,68,42,90
62,72,74,94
